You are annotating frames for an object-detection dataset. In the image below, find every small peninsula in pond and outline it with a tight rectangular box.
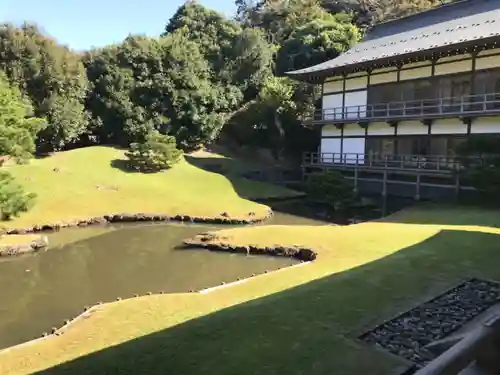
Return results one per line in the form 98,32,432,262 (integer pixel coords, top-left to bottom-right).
2,146,302,231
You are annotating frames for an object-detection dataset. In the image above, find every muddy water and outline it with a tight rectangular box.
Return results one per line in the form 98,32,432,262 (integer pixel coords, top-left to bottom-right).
0,211,324,349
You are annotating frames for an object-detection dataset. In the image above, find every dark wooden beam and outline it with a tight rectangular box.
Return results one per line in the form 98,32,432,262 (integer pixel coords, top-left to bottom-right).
341,73,347,120
421,119,433,126
459,116,474,125
431,57,437,76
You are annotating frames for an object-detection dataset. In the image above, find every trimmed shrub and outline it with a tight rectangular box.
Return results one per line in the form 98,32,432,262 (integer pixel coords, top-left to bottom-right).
0,171,36,220
455,135,500,204
464,165,500,204
307,170,355,210
125,130,182,172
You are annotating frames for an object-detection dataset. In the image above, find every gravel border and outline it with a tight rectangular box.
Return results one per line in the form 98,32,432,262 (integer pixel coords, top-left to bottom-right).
359,278,500,368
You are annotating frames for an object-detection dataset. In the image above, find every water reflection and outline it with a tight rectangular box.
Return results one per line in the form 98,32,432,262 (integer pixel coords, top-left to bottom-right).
0,217,314,349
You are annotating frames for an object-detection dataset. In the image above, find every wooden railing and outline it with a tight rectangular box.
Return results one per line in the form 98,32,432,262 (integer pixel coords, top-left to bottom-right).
304,92,500,123
414,314,500,375
302,153,484,172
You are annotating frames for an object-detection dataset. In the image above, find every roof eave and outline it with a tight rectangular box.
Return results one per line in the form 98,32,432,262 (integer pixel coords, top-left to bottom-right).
285,35,500,84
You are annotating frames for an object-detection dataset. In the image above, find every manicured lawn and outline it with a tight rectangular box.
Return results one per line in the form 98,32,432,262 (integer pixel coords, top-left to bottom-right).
2,206,500,374
1,146,301,230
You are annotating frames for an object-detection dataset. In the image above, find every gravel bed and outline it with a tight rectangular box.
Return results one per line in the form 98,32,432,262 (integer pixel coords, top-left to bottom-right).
360,278,500,367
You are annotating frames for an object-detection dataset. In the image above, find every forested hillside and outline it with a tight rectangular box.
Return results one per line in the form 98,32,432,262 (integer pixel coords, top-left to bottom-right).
0,0,447,163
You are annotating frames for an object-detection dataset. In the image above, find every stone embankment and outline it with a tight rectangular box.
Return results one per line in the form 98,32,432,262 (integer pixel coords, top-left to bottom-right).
2,211,273,235
184,232,317,261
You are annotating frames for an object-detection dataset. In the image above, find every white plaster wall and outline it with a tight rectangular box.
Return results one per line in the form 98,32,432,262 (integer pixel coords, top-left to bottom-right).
435,59,472,76
397,121,428,135
471,117,500,134
320,138,341,163
345,76,367,91
343,138,365,164
322,94,343,120
476,55,500,71
343,123,365,136
370,71,398,85
344,91,367,119
478,49,500,57
323,79,343,94
431,119,468,134
400,66,432,81
438,54,473,63
403,61,430,69
321,125,341,137
368,122,395,136
372,67,398,75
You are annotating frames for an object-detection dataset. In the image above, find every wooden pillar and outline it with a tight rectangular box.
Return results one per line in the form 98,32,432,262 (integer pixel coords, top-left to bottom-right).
455,173,460,200
415,172,421,201
382,170,388,217
382,170,388,197
354,168,359,194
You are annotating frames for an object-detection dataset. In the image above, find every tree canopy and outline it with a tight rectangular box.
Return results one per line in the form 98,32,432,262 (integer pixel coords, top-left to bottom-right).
0,71,46,161
0,23,89,151
276,13,360,75
0,0,448,161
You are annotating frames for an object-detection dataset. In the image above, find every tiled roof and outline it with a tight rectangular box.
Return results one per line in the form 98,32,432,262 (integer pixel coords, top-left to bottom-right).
286,0,500,79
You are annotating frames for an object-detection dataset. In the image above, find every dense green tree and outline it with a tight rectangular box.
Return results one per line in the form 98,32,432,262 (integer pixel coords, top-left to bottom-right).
0,72,46,161
255,0,329,45
321,0,453,24
276,13,360,74
84,27,245,150
83,36,166,145
235,0,265,27
164,1,242,75
0,72,42,219
164,2,273,98
159,28,242,148
0,171,36,220
161,2,280,149
0,23,90,151
224,27,274,100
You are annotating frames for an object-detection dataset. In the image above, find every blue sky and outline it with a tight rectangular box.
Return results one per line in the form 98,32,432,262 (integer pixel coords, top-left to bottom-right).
1,0,236,51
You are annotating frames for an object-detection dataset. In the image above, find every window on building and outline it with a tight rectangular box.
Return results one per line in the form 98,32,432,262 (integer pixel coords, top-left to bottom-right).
366,137,395,157
366,67,500,116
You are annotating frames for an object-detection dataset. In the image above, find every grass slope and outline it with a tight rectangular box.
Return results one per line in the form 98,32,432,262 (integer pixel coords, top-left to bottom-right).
2,206,500,374
2,146,301,229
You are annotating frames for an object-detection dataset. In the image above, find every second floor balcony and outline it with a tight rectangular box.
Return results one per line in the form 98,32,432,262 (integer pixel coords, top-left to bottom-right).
304,92,500,125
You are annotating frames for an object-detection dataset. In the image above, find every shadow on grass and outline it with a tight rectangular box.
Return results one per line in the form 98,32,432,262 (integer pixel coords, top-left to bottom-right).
32,229,500,375
109,159,165,175
185,155,305,201
185,155,415,223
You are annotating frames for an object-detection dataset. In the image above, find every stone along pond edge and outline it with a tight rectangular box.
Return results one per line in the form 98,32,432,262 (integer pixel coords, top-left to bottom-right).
0,260,312,355
1,211,274,235
0,235,48,257
183,232,318,262
0,209,318,352
0,211,273,257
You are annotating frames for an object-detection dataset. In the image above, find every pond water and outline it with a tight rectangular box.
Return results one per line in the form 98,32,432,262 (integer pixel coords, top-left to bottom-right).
0,210,324,349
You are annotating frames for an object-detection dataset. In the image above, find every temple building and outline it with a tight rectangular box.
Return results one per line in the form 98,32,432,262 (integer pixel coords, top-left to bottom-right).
287,0,500,172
